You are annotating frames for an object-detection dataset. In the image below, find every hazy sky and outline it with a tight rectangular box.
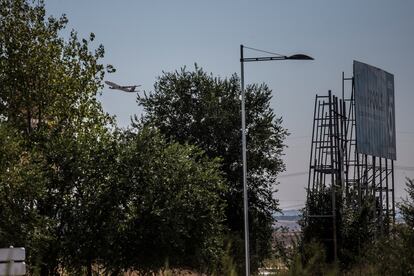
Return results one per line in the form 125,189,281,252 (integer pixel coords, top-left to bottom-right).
46,0,414,209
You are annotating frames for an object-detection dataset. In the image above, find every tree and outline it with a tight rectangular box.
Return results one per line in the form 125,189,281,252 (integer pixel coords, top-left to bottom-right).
0,2,229,274
107,127,227,274
0,123,57,272
301,187,376,268
0,0,114,135
48,128,120,275
0,0,115,274
394,178,414,274
300,179,413,273
400,178,414,228
338,178,414,275
137,65,287,272
300,189,338,263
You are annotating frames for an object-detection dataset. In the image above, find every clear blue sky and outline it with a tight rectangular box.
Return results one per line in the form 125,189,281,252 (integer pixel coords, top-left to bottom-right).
46,0,414,209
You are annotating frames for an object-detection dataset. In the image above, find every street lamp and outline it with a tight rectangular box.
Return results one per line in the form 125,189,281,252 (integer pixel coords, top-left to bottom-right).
240,44,313,276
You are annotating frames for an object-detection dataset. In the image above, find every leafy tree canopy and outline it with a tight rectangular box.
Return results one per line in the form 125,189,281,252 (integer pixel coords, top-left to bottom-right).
0,2,229,275
109,127,227,274
400,178,414,228
0,0,115,136
0,0,116,274
137,65,288,272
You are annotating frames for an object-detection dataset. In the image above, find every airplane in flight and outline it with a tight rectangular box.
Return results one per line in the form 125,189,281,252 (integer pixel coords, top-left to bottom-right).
105,81,141,92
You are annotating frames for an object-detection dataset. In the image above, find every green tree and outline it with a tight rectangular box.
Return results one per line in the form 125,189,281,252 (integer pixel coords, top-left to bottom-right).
300,189,337,263
394,178,414,274
0,0,114,135
47,128,120,275
300,179,414,274
0,123,56,273
0,0,115,274
301,187,375,268
137,65,287,272
343,178,414,275
0,124,119,275
108,127,227,274
0,2,229,275
400,178,414,228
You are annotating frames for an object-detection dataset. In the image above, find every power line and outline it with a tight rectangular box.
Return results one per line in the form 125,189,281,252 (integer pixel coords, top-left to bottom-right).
279,171,308,178
279,199,305,202
395,165,414,171
286,135,310,140
279,204,305,210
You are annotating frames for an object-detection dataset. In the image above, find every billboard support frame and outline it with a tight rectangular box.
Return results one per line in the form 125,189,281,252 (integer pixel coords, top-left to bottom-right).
306,66,396,259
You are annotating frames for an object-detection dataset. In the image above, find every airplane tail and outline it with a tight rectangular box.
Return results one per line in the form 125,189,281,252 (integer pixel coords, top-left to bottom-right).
129,86,137,92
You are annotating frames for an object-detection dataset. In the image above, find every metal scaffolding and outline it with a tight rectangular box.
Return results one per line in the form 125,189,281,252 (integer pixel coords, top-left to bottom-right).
306,73,395,259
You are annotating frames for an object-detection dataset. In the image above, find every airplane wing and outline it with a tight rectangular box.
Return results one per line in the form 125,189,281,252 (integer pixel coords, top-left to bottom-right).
105,81,120,89
121,85,141,89
121,85,141,92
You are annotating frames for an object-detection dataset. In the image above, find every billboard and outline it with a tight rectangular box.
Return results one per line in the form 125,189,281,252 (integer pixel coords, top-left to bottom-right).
354,60,396,160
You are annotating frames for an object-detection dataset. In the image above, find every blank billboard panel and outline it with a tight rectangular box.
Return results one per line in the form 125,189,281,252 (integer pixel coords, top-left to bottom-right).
354,60,396,160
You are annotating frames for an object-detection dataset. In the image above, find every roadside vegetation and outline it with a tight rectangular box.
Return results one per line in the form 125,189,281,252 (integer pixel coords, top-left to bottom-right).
262,178,414,276
1,1,412,275
0,1,287,275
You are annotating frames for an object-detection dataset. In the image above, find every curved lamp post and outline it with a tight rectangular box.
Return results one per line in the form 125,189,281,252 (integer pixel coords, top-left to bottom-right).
240,44,313,276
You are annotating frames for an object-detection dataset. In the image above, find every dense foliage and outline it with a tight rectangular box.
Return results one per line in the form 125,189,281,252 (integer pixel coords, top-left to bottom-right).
0,0,115,274
287,178,414,275
108,128,227,274
0,1,228,275
137,65,288,272
5,1,413,276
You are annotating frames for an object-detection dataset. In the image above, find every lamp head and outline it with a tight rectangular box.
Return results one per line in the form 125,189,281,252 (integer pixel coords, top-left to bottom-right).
286,54,314,60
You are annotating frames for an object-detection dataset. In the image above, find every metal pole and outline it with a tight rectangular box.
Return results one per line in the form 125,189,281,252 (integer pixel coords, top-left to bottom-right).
240,44,250,276
328,91,337,262
342,72,345,101
391,160,395,225
379,157,384,234
372,156,377,236
307,96,318,214
385,159,390,232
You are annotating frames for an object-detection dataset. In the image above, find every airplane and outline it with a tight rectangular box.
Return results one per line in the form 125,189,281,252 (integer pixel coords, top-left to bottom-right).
105,81,141,92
